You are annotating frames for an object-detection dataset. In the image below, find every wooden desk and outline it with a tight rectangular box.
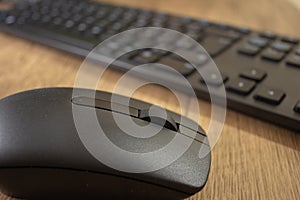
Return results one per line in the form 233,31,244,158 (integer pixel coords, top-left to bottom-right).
0,0,299,199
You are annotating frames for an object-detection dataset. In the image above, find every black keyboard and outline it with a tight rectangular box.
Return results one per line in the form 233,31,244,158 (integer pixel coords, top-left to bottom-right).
1,0,300,131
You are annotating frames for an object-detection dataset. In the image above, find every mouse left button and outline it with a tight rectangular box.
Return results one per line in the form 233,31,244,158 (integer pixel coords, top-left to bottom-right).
139,106,178,131
71,96,139,117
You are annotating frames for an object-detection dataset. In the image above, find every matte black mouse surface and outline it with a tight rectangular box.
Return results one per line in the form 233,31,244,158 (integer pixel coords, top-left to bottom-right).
0,88,210,200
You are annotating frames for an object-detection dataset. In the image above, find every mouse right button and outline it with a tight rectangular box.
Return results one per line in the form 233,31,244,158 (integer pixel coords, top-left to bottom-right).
179,116,206,134
178,125,207,144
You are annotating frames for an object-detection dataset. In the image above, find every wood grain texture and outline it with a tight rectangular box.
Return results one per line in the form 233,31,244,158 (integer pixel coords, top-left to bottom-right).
0,0,299,199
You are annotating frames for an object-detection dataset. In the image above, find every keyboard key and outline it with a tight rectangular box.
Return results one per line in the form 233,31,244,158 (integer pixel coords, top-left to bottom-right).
133,50,160,63
17,17,26,25
197,19,210,27
95,10,107,19
77,23,87,32
185,23,202,32
61,12,71,20
110,22,124,31
53,17,63,26
201,36,232,57
205,26,241,40
84,16,96,24
131,38,156,48
237,27,250,34
271,41,292,52
31,13,41,22
254,88,285,105
226,78,256,95
15,1,29,11
249,37,268,47
150,20,165,27
286,55,300,68
259,32,276,40
157,32,181,44
138,29,161,39
294,101,300,113
261,48,285,62
215,23,229,30
296,48,300,55
65,20,75,29
91,26,102,35
5,15,16,25
240,68,267,82
40,6,49,15
84,6,96,16
166,24,183,32
281,36,298,44
170,50,209,66
50,9,60,18
73,14,83,22
41,15,52,23
20,10,31,18
175,37,195,49
105,41,124,51
238,43,260,56
200,72,228,86
157,58,195,76
95,20,109,29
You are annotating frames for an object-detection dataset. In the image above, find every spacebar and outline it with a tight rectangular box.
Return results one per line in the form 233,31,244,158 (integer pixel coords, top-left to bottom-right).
18,25,96,50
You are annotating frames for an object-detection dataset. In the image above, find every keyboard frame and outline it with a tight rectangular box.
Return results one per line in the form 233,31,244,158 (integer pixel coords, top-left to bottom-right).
0,0,299,132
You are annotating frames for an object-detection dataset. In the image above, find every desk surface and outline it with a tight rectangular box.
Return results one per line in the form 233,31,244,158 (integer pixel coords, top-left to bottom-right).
0,0,300,199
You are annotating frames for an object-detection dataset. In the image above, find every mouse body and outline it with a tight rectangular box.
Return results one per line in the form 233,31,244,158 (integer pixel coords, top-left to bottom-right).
0,88,210,199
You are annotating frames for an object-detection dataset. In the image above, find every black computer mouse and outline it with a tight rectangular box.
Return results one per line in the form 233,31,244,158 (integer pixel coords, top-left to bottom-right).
0,88,210,200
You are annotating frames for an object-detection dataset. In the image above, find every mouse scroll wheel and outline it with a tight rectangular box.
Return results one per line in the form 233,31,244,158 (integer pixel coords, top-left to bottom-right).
139,106,178,131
